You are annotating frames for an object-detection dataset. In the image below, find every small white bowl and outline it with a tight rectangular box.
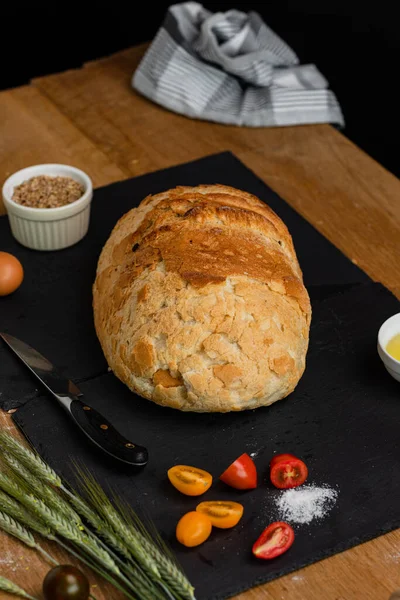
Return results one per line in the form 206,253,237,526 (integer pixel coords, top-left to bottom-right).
377,313,400,382
2,164,93,251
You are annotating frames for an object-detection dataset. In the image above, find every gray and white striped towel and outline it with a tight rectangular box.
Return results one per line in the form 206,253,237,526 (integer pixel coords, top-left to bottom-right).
132,2,344,128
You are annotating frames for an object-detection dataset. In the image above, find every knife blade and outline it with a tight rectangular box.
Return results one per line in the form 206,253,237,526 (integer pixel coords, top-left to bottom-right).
0,332,148,467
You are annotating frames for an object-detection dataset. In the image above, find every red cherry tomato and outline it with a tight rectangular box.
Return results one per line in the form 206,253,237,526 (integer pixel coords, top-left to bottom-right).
270,454,308,489
220,453,257,490
270,453,298,469
252,521,295,560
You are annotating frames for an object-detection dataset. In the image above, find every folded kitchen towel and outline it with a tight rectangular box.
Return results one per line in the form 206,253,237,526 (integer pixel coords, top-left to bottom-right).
132,2,344,128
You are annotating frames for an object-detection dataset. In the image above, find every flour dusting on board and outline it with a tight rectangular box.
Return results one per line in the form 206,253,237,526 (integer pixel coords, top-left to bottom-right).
275,484,338,524
0,550,18,572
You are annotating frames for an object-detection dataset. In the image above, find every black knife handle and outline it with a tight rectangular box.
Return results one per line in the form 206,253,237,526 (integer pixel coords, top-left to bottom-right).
69,399,148,466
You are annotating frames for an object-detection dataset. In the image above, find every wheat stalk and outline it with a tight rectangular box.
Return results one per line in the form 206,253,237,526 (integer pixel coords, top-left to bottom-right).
54,537,138,600
141,536,194,600
0,472,34,504
0,435,195,599
80,472,194,600
0,472,54,535
0,509,36,547
116,498,194,600
0,489,51,538
26,497,119,575
0,432,61,487
0,472,116,576
2,452,81,524
0,510,57,566
0,576,37,600
60,487,162,598
62,487,131,560
0,470,146,598
77,470,161,580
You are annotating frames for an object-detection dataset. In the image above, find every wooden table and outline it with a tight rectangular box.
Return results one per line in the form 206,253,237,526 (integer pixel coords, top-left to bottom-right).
1,44,399,600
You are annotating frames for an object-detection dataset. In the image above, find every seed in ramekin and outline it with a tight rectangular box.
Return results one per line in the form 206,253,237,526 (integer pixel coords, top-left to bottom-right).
12,175,85,208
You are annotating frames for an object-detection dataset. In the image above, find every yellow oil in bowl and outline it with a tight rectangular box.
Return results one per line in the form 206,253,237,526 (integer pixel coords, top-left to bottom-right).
386,333,400,361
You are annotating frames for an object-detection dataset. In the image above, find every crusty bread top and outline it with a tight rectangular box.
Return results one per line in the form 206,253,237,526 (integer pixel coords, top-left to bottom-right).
93,184,311,411
96,184,310,316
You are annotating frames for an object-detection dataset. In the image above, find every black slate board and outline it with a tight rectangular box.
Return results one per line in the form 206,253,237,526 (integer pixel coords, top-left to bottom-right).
1,152,398,600
9,283,400,600
0,151,368,409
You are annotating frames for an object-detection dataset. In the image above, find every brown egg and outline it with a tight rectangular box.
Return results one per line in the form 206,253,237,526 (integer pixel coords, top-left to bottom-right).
0,252,24,296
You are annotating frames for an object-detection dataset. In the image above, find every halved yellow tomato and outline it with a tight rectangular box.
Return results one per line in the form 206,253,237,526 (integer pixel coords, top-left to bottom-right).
196,500,244,529
168,465,212,496
176,511,212,547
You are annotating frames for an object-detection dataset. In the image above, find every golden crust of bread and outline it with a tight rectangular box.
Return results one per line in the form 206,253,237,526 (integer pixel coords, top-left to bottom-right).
93,185,311,412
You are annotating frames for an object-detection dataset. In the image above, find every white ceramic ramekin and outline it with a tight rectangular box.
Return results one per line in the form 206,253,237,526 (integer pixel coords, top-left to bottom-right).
377,313,400,382
2,164,93,251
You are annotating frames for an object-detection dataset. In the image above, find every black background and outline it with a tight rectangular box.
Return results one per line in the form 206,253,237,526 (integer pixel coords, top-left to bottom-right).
1,2,399,177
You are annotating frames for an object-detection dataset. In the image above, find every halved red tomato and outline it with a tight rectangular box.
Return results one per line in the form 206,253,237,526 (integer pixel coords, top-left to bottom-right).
252,521,295,560
270,453,298,469
270,454,308,489
220,453,257,490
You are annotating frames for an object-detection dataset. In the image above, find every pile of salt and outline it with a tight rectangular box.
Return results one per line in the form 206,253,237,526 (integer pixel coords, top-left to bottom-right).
275,484,338,525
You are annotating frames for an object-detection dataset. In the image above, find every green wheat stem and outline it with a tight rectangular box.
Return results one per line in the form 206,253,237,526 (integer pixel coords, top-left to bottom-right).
61,484,166,599
0,576,38,600
35,545,59,567
3,452,81,524
0,474,118,580
116,498,194,600
0,432,61,487
61,485,132,559
139,535,194,600
76,471,161,581
95,497,160,580
87,530,165,600
78,468,194,599
0,489,51,538
0,472,151,598
54,537,138,600
0,435,196,599
29,497,119,576
61,485,164,598
0,509,57,567
0,509,36,547
0,473,54,534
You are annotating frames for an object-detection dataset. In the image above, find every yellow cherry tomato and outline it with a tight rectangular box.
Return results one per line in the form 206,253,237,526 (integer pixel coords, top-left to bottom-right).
168,465,212,496
176,511,212,547
196,501,244,529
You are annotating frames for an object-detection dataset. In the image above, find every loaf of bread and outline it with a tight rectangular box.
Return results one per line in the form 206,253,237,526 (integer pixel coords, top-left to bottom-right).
93,185,311,412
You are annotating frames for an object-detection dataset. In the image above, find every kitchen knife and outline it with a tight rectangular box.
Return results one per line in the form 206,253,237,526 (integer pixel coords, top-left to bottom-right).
0,332,148,467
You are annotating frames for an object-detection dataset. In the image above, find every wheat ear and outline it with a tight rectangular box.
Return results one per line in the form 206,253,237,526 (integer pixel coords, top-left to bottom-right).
0,510,57,566
61,486,131,559
0,509,36,547
2,452,80,524
140,536,195,600
0,472,116,575
60,487,162,597
0,576,38,600
78,472,161,581
0,489,51,538
0,432,61,486
27,497,120,576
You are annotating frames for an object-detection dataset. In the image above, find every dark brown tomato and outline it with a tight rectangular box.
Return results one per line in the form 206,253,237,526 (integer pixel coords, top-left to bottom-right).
42,565,90,600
